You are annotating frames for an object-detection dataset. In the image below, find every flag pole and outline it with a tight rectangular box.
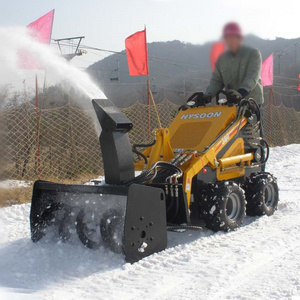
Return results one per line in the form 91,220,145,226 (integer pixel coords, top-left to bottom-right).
145,25,151,139
23,79,28,102
41,70,47,108
144,26,162,137
147,76,151,138
35,74,41,179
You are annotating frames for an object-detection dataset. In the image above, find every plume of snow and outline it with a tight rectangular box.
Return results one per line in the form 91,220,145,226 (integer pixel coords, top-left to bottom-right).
0,27,106,100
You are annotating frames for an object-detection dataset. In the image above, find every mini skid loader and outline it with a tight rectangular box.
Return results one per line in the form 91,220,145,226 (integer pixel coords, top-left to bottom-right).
30,90,279,263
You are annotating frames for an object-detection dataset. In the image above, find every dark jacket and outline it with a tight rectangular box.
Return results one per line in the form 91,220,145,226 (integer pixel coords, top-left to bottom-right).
206,45,264,104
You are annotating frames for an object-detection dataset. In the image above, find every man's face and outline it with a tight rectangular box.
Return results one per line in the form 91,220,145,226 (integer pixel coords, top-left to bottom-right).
224,35,243,53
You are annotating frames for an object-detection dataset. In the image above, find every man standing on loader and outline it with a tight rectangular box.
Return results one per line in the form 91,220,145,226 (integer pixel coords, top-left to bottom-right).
206,22,263,106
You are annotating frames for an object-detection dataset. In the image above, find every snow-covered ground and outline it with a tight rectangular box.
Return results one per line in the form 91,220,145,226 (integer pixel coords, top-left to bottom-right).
0,180,31,189
0,144,299,300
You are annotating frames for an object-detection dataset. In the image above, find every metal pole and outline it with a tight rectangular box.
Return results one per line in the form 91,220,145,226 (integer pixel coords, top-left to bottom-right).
295,42,298,78
23,79,28,102
117,59,120,81
35,74,41,179
277,52,283,76
270,87,285,145
41,70,47,109
149,89,162,129
144,25,151,140
147,76,150,139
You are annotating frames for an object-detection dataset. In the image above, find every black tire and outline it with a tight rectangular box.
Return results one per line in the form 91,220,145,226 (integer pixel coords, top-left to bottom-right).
201,181,246,232
244,172,279,216
76,208,102,249
100,209,124,254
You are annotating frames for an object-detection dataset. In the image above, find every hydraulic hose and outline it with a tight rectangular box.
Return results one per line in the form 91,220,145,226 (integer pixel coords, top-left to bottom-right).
132,134,157,151
132,133,157,166
260,138,270,164
124,161,182,185
243,98,269,166
132,148,148,165
169,193,179,223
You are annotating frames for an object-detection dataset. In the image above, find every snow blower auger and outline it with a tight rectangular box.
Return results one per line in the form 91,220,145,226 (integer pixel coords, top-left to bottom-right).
30,90,279,263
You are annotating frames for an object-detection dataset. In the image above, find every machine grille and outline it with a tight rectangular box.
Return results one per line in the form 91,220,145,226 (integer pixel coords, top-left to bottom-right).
170,122,211,149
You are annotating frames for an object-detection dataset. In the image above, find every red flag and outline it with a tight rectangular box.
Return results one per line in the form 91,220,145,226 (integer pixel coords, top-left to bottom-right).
125,30,149,76
27,10,55,44
20,10,55,69
210,42,225,72
261,54,273,86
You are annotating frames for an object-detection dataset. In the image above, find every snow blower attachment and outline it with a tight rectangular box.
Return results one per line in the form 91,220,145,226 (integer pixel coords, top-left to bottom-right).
30,90,279,263
30,99,168,263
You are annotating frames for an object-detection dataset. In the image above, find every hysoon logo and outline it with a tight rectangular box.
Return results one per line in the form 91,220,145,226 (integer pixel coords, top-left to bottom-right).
180,111,222,120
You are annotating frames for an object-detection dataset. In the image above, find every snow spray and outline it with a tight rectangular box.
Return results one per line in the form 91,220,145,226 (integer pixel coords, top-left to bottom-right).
0,27,106,101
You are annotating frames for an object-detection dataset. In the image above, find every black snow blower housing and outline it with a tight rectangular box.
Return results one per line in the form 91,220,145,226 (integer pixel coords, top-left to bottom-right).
30,99,168,263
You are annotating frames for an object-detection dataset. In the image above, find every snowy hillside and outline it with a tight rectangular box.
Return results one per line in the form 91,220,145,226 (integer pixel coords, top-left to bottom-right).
0,144,299,300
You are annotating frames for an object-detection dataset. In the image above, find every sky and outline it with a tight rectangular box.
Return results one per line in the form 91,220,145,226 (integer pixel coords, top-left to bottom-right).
1,0,299,70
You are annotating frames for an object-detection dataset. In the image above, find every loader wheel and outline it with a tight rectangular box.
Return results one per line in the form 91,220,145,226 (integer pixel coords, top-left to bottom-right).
201,182,246,232
100,209,124,254
76,208,102,249
244,172,279,216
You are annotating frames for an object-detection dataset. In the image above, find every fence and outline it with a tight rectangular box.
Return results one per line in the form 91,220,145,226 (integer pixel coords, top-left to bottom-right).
1,95,299,183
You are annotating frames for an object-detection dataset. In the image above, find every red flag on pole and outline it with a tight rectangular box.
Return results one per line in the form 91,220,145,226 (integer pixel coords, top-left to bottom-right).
125,30,149,76
20,10,55,69
261,53,273,86
27,10,55,44
210,42,225,72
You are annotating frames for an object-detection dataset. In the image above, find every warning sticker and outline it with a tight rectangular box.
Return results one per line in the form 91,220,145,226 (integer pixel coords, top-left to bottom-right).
186,177,192,191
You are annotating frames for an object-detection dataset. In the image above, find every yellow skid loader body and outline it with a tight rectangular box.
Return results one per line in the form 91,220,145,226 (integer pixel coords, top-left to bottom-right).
134,105,253,206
